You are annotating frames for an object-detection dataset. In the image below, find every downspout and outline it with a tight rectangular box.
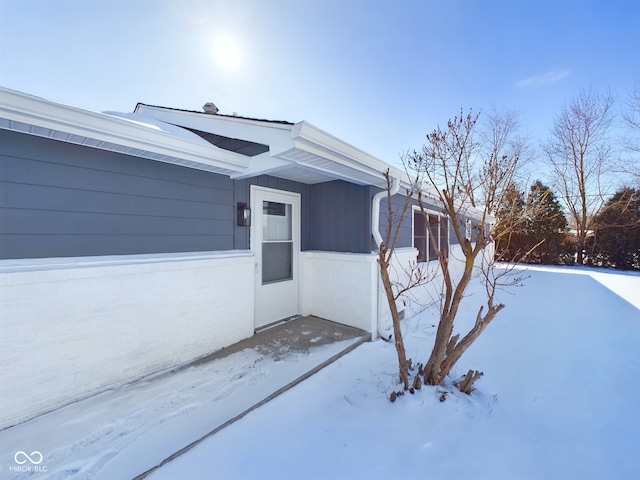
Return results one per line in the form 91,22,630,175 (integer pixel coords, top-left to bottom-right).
371,177,400,249
371,176,400,340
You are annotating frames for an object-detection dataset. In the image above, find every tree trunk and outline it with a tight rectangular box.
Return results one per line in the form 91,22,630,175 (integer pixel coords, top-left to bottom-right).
437,303,504,378
422,245,504,388
378,250,410,390
423,252,476,386
455,369,484,394
576,236,585,265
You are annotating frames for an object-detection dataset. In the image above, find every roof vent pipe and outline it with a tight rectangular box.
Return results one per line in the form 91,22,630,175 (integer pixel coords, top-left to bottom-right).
203,102,219,114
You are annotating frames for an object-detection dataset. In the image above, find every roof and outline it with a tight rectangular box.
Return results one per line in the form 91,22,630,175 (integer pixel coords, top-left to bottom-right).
0,88,440,199
133,102,402,188
0,88,249,175
0,87,491,220
134,102,294,126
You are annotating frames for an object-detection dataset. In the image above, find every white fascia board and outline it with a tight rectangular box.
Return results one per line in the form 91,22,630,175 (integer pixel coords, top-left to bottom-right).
290,121,404,186
0,87,249,173
134,104,293,150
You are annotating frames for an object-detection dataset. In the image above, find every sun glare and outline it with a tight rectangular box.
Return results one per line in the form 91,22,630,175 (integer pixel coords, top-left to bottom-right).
212,34,242,72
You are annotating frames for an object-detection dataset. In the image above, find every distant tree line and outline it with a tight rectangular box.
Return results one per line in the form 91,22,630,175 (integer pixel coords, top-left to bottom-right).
490,82,640,271
495,183,640,270
588,186,640,270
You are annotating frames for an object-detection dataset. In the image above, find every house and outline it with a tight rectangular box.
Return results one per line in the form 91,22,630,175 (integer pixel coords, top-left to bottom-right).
0,87,487,429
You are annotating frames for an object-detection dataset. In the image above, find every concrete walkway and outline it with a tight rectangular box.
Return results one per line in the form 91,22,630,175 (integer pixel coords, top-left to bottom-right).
196,315,369,364
1,316,368,480
136,316,370,478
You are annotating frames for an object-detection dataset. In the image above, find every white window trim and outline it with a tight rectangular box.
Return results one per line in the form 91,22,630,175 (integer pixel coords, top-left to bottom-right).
412,206,450,263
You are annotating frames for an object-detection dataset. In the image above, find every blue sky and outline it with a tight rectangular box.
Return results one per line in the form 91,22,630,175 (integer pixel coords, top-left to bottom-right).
1,0,638,167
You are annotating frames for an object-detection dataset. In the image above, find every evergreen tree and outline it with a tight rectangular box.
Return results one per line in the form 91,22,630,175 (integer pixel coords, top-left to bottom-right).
495,181,569,264
494,182,527,261
525,181,568,265
591,187,640,270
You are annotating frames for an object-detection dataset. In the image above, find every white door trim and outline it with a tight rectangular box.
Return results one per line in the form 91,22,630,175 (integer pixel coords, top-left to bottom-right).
250,185,301,329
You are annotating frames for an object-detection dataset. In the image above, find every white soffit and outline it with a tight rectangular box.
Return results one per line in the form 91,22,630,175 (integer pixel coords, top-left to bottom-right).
0,87,250,175
274,148,383,186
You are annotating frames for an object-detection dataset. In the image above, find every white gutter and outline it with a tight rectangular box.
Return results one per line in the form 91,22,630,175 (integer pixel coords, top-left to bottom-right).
371,176,400,249
0,87,250,174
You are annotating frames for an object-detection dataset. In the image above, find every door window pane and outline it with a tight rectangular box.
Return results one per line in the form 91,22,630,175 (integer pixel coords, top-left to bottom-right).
262,200,293,284
262,242,292,284
263,201,291,241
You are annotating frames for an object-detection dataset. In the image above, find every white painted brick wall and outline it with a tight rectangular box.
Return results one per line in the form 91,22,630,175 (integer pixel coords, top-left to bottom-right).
300,249,424,337
300,251,379,333
0,252,254,430
299,248,475,341
373,247,427,337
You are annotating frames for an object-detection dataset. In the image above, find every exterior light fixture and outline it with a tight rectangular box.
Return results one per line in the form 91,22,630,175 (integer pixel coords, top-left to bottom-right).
237,203,251,226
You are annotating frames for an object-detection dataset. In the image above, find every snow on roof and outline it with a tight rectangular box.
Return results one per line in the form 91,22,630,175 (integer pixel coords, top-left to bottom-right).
0,87,250,175
102,111,215,147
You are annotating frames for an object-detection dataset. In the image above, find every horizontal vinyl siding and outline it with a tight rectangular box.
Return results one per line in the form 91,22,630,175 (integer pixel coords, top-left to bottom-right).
377,192,413,250
308,181,371,253
233,175,311,250
0,129,235,259
233,177,371,253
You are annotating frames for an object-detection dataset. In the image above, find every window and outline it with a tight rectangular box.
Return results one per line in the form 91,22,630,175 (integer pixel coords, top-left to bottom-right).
262,201,293,284
484,222,492,241
413,208,449,262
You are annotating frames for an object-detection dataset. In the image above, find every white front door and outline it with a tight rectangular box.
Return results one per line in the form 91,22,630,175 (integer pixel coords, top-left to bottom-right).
251,186,300,329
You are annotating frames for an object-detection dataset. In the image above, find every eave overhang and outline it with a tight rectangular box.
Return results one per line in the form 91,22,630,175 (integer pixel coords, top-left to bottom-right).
0,87,250,175
0,90,487,221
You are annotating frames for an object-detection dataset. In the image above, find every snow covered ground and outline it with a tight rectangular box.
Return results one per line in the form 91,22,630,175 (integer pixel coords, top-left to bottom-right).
0,337,359,480
149,266,640,480
2,265,639,480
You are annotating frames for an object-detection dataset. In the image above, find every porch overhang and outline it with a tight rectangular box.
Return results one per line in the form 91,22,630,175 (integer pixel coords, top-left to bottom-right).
269,121,400,188
134,103,402,188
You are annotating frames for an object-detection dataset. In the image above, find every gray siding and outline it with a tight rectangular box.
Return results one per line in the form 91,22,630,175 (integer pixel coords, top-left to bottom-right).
457,212,487,243
233,176,311,250
307,181,372,253
0,129,235,259
377,191,413,250
233,177,372,254
1,129,439,260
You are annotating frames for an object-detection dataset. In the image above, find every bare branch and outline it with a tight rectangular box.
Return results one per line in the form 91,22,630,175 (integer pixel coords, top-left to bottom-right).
543,87,615,264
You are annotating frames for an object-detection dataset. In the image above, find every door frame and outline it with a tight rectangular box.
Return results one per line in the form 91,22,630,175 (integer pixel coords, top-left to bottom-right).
250,185,301,330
